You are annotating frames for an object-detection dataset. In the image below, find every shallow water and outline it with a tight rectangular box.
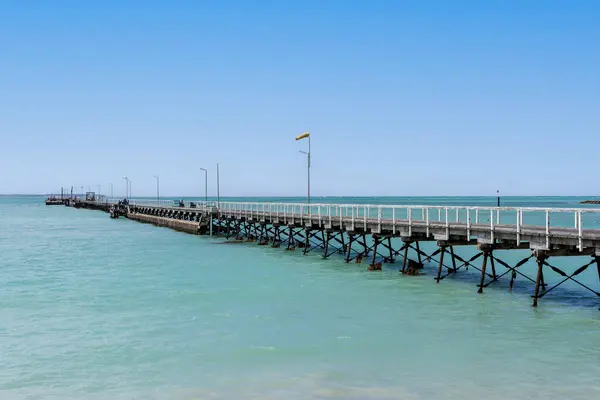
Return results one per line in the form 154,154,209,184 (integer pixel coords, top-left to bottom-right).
1,196,599,399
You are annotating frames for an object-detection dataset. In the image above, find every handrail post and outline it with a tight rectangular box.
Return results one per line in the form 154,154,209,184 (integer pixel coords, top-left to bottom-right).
490,209,494,243
545,210,550,249
578,211,583,251
467,207,471,238
516,209,521,244
445,207,449,239
318,205,322,227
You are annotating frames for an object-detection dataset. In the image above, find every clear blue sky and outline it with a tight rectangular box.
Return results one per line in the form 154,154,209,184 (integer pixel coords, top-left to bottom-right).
1,0,598,197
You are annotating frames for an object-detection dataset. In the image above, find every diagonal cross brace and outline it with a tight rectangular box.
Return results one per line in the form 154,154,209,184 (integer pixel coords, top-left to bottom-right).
438,252,484,280
537,258,600,298
487,255,536,288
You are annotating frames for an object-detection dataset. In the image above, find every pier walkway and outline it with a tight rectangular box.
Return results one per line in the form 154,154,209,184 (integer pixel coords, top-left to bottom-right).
75,199,600,308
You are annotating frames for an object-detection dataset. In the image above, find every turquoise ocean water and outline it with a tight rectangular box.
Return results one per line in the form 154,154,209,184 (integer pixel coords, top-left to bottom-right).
1,195,600,399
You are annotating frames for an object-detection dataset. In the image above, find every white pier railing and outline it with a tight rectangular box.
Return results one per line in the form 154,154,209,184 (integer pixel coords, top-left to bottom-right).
92,199,600,251
214,202,600,252
217,201,600,229
95,199,600,233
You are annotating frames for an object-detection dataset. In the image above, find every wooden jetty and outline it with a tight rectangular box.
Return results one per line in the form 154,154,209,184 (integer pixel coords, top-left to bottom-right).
45,197,64,205
69,199,600,308
45,187,82,205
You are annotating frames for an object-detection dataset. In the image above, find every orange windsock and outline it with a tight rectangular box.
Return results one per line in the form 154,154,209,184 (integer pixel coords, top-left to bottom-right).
295,132,310,141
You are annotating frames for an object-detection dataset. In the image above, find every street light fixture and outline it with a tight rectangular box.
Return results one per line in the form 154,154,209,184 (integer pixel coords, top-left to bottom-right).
295,131,311,209
153,175,160,203
200,168,208,204
216,163,220,208
123,177,129,200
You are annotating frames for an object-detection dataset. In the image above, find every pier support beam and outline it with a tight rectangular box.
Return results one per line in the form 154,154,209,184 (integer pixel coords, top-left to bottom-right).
449,246,457,273
477,250,489,294
271,225,281,248
436,246,446,283
225,219,232,239
345,234,355,263
304,229,310,254
402,244,409,272
532,254,547,307
286,226,296,251
597,255,600,290
369,236,382,271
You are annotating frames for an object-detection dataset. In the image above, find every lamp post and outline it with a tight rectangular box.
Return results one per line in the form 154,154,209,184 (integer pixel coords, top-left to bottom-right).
153,175,160,204
123,177,129,200
216,163,220,208
80,186,83,198
200,168,208,204
295,132,311,209
109,183,113,200
497,190,500,207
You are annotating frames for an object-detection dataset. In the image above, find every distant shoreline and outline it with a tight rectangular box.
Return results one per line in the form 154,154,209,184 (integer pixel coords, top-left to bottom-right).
580,200,600,204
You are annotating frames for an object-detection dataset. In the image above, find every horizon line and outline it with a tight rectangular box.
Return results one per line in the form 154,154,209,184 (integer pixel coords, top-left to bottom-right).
2,194,599,198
